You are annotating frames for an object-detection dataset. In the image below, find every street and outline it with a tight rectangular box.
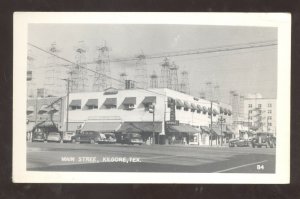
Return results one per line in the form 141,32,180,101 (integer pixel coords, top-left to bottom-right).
27,142,275,173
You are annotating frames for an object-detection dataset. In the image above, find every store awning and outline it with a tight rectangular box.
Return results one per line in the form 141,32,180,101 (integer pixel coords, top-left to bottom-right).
227,110,232,116
27,106,34,115
197,105,202,112
202,106,208,113
69,99,81,107
38,105,49,114
184,101,191,109
212,126,223,136
142,96,156,104
122,97,136,105
200,126,211,133
81,122,122,132
191,103,197,110
103,98,117,106
85,99,98,106
60,122,83,132
117,122,162,133
223,108,228,115
213,108,218,115
220,107,224,114
176,99,184,107
166,124,199,134
208,108,212,115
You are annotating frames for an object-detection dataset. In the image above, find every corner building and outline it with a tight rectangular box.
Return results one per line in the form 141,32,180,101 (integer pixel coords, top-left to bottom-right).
64,88,233,145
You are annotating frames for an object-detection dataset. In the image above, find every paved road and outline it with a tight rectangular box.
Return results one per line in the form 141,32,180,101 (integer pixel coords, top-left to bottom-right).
27,142,275,173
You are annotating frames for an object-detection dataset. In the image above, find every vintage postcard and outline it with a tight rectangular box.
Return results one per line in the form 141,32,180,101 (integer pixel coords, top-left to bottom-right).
13,12,290,183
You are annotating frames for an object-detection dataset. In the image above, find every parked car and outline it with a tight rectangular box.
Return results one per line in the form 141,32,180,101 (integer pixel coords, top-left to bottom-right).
32,131,47,142
103,133,117,144
251,132,276,148
120,133,143,145
71,131,106,144
62,131,76,143
46,132,62,143
229,138,249,147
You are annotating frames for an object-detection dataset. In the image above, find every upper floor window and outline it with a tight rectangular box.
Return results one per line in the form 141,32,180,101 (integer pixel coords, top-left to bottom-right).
258,104,262,108
268,110,272,114
268,103,272,107
248,110,252,114
248,104,252,108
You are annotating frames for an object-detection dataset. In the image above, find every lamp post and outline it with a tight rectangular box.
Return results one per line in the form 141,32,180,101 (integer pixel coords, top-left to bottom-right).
218,115,226,146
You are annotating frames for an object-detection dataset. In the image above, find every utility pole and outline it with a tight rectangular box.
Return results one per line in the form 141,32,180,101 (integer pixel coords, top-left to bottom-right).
210,101,213,146
149,104,155,145
62,78,71,132
219,115,226,146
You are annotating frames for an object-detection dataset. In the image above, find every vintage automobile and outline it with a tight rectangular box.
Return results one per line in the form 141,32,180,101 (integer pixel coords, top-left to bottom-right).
32,131,47,142
229,138,250,147
251,132,276,148
62,131,76,143
71,131,106,144
46,132,62,143
120,133,144,145
103,133,117,144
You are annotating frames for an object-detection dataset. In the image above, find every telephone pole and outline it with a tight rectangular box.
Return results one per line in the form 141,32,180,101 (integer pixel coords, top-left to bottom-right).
62,78,71,132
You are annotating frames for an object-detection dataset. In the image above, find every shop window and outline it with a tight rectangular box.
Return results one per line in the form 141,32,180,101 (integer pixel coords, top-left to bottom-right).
105,105,117,109
191,109,195,113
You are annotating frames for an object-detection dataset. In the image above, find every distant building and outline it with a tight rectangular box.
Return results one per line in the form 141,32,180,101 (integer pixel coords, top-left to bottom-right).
243,97,276,135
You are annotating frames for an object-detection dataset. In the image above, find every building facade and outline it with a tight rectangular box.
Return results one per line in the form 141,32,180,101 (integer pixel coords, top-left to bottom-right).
243,97,277,135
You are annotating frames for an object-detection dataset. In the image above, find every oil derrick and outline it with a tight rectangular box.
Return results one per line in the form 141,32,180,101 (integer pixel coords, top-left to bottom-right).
93,44,112,91
213,84,220,102
205,81,213,100
150,71,158,88
180,71,190,94
159,57,171,89
119,72,128,89
27,49,36,98
134,54,148,89
169,62,179,91
230,90,239,121
44,42,66,97
70,41,88,93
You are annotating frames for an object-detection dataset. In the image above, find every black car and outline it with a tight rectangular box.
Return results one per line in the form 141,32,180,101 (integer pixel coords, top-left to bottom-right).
120,133,143,145
229,138,250,147
71,131,106,144
251,132,276,148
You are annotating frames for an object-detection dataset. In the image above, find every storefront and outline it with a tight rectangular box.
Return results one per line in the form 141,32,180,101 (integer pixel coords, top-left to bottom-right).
165,124,200,145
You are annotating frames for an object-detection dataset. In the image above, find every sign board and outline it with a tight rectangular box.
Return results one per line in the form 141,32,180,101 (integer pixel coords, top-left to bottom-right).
166,120,179,126
169,98,176,122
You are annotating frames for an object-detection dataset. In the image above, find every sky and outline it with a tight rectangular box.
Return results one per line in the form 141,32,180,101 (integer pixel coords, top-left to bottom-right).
28,24,277,103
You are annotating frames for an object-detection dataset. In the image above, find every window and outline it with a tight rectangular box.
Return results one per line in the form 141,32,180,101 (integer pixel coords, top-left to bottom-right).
197,110,201,114
249,110,252,114
268,110,272,114
268,123,272,126
268,103,272,107
184,108,189,111
87,105,98,110
191,109,195,112
106,105,116,109
267,116,272,120
248,104,252,108
70,106,81,110
258,104,262,108
250,116,252,120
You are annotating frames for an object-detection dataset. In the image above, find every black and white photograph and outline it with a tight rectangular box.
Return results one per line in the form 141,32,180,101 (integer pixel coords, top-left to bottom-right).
13,13,291,183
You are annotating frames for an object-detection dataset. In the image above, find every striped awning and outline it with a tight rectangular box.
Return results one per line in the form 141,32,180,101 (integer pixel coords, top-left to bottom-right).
191,103,197,110
184,101,191,109
213,108,219,115
202,106,208,113
81,122,121,132
197,105,202,112
122,97,136,105
85,99,98,106
69,99,81,107
142,96,156,104
38,105,48,114
27,106,34,115
103,98,117,106
176,99,184,107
